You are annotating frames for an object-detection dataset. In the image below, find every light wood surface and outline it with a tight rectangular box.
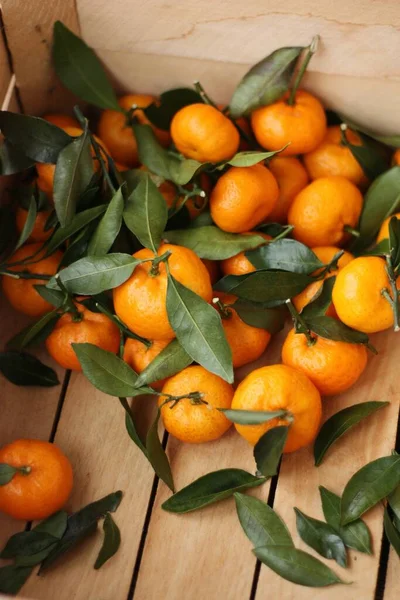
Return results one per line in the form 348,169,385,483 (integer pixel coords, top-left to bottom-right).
384,550,398,600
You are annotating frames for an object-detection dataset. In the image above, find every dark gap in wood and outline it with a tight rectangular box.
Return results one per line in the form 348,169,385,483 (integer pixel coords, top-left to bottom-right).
0,9,24,113
127,430,169,600
49,370,71,443
249,460,283,600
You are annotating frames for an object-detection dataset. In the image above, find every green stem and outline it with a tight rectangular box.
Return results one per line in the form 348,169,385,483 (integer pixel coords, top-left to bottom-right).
316,250,345,279
55,274,83,322
94,301,152,348
272,225,295,242
150,250,172,276
0,270,51,280
344,225,360,238
18,466,32,476
212,296,232,319
287,35,320,106
193,81,217,107
383,257,400,332
286,299,316,346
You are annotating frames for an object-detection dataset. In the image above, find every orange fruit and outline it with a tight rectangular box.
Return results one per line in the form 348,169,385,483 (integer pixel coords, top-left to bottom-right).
288,176,363,247
43,113,80,129
171,103,240,163
113,243,212,340
45,303,120,371
97,94,170,168
293,246,354,315
123,338,170,389
220,232,271,276
303,126,368,187
377,212,400,243
214,292,271,368
268,156,309,223
160,173,211,219
210,164,279,233
15,207,53,243
231,364,322,452
251,90,327,156
202,259,220,284
332,256,400,334
115,162,130,172
0,439,73,521
392,149,400,166
158,365,233,443
2,243,63,317
282,328,368,396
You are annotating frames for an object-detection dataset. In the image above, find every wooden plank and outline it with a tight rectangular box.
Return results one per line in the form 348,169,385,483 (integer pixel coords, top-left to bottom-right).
0,26,12,103
1,0,80,115
22,376,157,600
255,329,400,599
384,550,398,599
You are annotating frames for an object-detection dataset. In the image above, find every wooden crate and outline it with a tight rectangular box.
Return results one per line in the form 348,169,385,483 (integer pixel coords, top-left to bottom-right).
1,1,399,598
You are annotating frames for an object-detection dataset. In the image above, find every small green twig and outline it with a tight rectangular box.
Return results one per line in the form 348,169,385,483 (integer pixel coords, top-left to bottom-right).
383,256,400,332
286,299,316,346
55,274,83,322
287,35,320,106
0,270,51,280
344,225,360,238
94,301,152,348
150,250,172,276
272,225,295,242
193,81,218,108
212,296,232,319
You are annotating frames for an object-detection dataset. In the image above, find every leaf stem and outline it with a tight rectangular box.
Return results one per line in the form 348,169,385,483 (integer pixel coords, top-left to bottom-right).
150,250,172,276
55,274,83,322
272,225,295,242
286,299,316,346
344,225,360,238
212,296,232,319
287,35,320,106
94,301,152,348
193,81,218,108
0,270,51,280
316,250,345,279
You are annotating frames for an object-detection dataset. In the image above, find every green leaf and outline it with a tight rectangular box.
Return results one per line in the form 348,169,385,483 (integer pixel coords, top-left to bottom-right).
0,139,35,175
1,532,58,559
0,351,59,387
301,277,336,318
119,397,147,456
123,173,168,252
34,285,66,308
353,166,400,250
165,226,266,260
88,187,124,256
53,129,94,226
314,402,389,466
0,565,32,595
15,195,37,250
144,88,202,130
319,487,372,554
134,339,192,388
389,216,400,275
52,21,120,110
294,508,347,567
219,409,288,426
234,493,293,547
72,343,152,397
341,455,400,525
35,510,68,538
49,253,139,295
0,111,72,163
146,410,175,492
162,469,265,514
0,463,18,485
388,485,400,521
254,426,289,478
40,491,123,573
6,310,60,351
45,204,107,256
306,315,370,345
246,239,323,274
166,275,233,382
229,46,304,119
343,131,388,180
253,546,344,587
94,513,121,569
189,210,214,228
232,301,286,333
222,148,286,168
215,271,312,305
384,507,400,557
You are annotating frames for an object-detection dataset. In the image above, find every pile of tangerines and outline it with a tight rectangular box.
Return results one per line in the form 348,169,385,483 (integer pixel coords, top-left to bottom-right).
0,30,399,585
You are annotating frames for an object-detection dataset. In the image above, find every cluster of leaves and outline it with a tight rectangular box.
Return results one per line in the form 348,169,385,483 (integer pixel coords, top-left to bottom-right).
0,491,122,595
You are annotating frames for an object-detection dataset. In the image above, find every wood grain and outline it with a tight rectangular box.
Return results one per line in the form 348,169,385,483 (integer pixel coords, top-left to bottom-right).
255,329,400,599
384,549,398,599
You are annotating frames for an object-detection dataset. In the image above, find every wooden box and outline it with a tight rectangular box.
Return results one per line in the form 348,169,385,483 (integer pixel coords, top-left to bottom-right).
0,1,399,599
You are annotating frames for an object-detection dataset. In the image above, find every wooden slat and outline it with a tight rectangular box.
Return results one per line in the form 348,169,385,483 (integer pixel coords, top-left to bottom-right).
255,329,400,599
1,0,80,115
384,550,398,599
22,376,157,600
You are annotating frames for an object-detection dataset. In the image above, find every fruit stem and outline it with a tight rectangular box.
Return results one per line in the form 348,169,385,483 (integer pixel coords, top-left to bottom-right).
383,256,400,332
344,225,360,238
193,81,217,108
285,299,316,346
287,35,320,106
212,296,232,319
339,123,350,148
272,225,295,242
150,250,172,276
55,274,83,322
0,270,51,280
94,302,152,348
316,250,345,279
18,466,31,475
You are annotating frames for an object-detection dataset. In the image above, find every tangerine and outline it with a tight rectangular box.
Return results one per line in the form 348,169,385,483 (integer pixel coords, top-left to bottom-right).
268,156,309,223
220,232,271,277
123,337,170,389
15,207,53,243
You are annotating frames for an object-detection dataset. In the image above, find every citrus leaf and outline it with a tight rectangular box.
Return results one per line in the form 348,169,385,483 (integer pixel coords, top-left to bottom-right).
305,315,370,345
34,285,66,308
254,426,289,478
234,493,293,547
301,277,336,318
314,401,389,466
294,508,347,568
53,129,94,226
57,222,97,267
162,469,265,514
229,46,303,119
253,546,345,587
44,204,107,255
15,195,36,250
0,464,18,485
6,310,60,351
389,216,400,274
49,253,140,295
338,113,400,148
232,301,286,333
341,455,400,525
343,132,388,180
88,187,124,256
219,409,288,425
119,397,147,456
123,173,168,252
52,21,120,110
0,351,59,387
221,148,286,168
1,532,58,560
319,487,372,554
165,226,266,260
0,139,35,175
94,513,121,569
388,485,400,521
246,239,323,274
215,271,311,305
0,112,72,163
166,275,233,382
144,88,202,130
384,507,400,557
0,565,32,595
72,343,152,397
13,511,68,568
146,410,175,492
134,339,192,388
